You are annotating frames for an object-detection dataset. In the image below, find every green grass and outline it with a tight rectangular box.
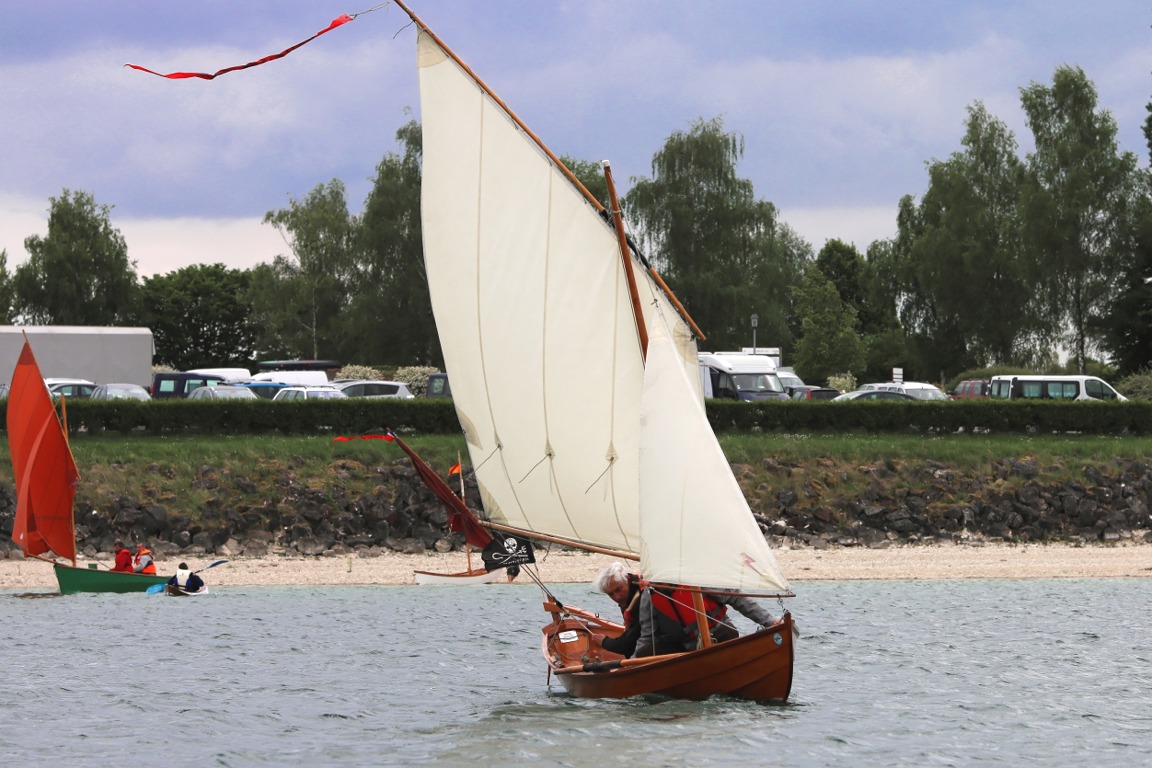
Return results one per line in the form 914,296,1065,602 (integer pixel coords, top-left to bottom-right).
1,431,1147,524
719,432,1152,468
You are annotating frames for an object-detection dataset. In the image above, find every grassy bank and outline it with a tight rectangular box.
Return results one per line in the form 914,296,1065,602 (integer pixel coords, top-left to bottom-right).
0,432,1147,511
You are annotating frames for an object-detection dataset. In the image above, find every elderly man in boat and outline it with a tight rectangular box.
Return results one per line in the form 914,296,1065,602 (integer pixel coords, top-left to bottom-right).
593,563,643,656
634,585,781,656
595,563,782,658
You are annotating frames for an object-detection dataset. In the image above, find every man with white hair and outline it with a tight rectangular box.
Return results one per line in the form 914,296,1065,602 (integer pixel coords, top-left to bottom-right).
592,562,642,657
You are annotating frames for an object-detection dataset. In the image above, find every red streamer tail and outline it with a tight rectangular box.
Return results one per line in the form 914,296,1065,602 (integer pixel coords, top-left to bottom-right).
125,14,354,80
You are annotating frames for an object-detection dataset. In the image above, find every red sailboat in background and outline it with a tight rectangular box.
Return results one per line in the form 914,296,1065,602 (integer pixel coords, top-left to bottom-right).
8,337,167,594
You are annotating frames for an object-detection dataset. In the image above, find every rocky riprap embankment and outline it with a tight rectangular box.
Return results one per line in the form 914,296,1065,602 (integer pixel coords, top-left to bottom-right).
1,457,1150,559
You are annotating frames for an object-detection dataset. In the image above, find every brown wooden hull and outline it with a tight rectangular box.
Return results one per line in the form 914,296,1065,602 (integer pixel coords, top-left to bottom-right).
543,609,793,702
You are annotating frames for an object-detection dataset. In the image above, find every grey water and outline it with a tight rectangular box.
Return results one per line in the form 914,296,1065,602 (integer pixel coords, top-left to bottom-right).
2,579,1151,767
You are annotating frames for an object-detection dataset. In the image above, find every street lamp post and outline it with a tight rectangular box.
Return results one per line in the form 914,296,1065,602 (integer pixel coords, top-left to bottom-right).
750,314,758,353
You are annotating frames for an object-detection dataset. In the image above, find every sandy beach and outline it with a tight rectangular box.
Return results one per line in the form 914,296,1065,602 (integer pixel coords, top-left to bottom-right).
2,542,1151,590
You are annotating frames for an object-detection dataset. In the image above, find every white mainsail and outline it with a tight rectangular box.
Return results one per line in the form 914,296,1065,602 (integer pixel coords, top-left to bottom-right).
417,30,698,554
639,312,789,592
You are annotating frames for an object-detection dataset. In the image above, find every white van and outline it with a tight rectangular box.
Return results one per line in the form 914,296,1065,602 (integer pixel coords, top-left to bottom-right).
989,375,1127,402
251,370,330,386
187,367,252,382
698,352,788,401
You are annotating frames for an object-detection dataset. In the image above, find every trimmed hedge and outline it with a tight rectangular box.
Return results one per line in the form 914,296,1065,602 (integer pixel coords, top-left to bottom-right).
4,397,1150,437
706,399,1152,435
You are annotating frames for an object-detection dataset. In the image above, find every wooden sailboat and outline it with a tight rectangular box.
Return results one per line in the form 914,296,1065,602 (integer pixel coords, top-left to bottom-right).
395,1,794,700
7,338,167,594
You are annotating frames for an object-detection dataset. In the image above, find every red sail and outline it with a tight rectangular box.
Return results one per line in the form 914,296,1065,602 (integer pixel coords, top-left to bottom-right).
7,340,79,561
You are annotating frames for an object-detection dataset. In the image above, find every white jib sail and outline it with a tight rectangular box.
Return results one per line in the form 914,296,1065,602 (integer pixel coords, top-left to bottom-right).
639,310,789,593
416,30,697,553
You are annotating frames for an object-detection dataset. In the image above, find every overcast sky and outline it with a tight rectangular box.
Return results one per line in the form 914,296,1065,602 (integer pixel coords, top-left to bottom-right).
2,1,1149,277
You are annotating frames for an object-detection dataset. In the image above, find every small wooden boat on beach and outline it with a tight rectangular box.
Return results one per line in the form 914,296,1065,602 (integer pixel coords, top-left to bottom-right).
412,567,504,586
8,337,167,595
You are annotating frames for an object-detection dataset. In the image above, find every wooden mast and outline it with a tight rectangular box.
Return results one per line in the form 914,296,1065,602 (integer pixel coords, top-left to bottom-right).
602,162,648,359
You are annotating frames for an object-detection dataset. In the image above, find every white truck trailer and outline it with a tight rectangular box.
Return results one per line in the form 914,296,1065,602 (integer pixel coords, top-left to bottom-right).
0,326,154,388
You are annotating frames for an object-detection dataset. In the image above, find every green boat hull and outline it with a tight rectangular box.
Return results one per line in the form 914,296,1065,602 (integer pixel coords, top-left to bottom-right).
53,564,169,594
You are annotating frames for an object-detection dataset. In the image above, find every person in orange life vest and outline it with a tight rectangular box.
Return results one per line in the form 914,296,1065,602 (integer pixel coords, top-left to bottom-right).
632,585,779,657
592,562,643,657
133,542,157,574
167,563,205,592
111,540,133,572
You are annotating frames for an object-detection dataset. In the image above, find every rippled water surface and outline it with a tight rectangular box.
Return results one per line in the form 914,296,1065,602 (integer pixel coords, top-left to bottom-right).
2,578,1150,767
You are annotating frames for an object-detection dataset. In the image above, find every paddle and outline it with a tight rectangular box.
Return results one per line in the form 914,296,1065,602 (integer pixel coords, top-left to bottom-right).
146,559,230,594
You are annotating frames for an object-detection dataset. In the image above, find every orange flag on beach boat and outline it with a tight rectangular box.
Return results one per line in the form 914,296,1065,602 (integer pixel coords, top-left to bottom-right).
448,462,461,476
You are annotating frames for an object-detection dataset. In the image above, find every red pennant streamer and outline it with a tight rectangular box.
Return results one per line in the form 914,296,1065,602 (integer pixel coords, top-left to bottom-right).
125,14,354,80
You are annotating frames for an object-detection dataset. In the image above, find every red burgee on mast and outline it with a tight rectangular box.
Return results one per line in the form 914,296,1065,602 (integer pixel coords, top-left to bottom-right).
125,13,354,80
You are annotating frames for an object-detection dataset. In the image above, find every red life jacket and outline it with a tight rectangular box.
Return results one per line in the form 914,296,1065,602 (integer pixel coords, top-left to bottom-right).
650,588,728,649
133,547,157,575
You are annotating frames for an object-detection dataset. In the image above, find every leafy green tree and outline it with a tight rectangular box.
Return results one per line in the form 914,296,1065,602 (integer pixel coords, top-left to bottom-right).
890,193,964,381
1019,66,1140,373
0,251,16,324
560,155,610,211
858,239,908,381
891,103,1049,380
15,189,138,324
1096,172,1152,375
790,265,865,384
815,239,867,319
349,120,436,367
135,264,259,370
624,117,808,351
256,180,358,360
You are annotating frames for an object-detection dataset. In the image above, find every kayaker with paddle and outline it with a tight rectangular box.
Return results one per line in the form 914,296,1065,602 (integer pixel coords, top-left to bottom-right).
111,540,133,572
168,563,205,593
132,542,157,574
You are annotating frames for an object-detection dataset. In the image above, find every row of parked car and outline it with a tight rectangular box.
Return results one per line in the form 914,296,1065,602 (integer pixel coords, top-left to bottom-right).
38,374,418,403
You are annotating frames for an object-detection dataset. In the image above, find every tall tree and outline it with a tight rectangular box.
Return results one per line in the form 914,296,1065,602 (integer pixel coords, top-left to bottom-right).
790,265,865,384
15,189,138,324
0,250,15,324
1019,66,1139,373
135,264,260,370
918,103,1038,368
859,239,908,381
815,239,867,324
256,180,358,360
350,120,434,366
624,117,808,351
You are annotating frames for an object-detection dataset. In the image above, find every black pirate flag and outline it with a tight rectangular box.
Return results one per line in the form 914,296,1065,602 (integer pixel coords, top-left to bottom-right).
481,532,536,572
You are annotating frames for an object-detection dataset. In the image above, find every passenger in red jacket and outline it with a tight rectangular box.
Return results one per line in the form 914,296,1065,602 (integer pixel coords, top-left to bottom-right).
111,541,133,572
